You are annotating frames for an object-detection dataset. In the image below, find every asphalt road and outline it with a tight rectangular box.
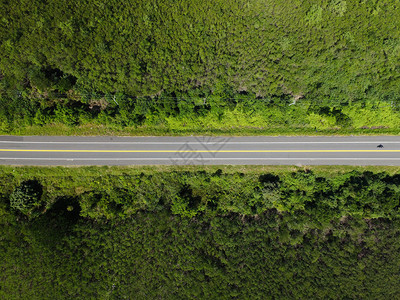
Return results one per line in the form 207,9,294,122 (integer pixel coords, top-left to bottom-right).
0,135,400,166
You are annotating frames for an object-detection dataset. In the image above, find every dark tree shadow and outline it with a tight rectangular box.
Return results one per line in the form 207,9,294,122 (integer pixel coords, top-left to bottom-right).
29,196,81,248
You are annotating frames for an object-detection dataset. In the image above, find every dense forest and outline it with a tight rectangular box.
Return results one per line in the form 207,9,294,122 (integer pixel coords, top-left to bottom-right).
1,0,400,99
1,0,400,134
1,166,400,298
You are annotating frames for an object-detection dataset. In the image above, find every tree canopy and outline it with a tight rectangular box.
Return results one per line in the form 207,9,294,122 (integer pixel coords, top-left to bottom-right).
1,0,400,101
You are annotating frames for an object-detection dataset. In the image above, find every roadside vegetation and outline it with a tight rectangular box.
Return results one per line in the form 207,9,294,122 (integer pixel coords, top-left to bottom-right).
1,0,400,135
1,94,400,136
3,165,400,220
1,165,400,298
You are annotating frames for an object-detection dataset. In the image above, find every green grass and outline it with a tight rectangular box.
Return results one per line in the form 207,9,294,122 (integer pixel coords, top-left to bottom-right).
7,123,400,136
3,164,400,178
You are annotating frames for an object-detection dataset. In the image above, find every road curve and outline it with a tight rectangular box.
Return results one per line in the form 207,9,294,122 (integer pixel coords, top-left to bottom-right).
0,135,399,166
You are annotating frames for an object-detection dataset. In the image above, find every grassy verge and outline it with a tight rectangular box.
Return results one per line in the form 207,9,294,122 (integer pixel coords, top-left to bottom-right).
8,123,400,136
3,164,400,176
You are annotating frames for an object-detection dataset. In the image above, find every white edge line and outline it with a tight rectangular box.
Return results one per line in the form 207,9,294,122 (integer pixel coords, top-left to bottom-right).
1,157,400,161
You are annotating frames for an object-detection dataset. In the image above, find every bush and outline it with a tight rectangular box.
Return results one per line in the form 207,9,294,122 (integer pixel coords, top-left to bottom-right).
10,180,43,216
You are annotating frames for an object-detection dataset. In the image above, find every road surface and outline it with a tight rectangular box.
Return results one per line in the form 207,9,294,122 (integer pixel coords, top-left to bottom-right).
0,135,399,166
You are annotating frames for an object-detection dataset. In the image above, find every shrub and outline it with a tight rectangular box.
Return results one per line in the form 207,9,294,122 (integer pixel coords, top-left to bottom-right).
10,180,43,216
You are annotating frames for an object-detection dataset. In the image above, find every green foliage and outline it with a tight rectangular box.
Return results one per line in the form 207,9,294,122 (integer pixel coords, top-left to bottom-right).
2,0,400,136
9,180,43,216
2,166,400,221
3,91,400,135
1,0,400,102
2,207,400,298
2,167,400,297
